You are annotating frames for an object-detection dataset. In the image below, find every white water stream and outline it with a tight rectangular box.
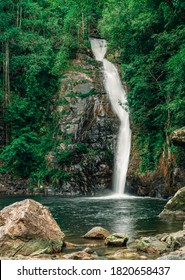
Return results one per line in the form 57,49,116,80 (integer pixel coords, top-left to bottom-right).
90,38,131,195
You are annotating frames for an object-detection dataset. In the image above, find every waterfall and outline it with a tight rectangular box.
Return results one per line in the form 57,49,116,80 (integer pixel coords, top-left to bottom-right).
90,38,131,195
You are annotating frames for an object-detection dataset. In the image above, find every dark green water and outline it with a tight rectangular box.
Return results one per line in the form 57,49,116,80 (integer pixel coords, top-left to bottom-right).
0,195,182,258
0,195,182,239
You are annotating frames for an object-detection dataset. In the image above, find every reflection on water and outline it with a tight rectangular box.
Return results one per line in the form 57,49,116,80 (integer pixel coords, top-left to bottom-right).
0,195,183,258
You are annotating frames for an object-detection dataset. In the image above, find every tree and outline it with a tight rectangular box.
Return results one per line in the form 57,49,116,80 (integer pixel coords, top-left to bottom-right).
99,0,185,183
0,0,106,184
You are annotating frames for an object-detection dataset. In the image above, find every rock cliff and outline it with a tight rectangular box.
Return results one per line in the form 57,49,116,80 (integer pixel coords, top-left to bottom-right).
46,54,119,195
126,129,185,198
47,54,185,197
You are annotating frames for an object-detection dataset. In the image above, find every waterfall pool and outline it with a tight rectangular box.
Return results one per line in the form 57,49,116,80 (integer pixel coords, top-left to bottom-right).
0,195,182,258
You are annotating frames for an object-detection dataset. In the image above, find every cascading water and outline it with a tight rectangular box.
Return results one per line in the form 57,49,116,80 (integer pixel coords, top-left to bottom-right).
90,38,131,195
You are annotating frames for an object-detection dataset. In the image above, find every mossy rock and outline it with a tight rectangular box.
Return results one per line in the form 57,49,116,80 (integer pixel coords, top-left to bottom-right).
165,187,185,211
105,233,128,247
159,187,185,220
135,237,167,255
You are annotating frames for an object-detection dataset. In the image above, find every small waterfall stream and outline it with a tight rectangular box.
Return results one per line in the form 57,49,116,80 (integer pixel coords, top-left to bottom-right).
90,38,131,195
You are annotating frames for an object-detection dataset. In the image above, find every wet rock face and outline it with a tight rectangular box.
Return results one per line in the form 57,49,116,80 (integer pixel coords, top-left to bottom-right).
159,187,185,220
0,199,65,257
48,54,119,195
125,124,185,198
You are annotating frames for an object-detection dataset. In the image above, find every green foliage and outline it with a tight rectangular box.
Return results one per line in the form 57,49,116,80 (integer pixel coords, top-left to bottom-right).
99,0,185,172
52,46,70,75
56,143,88,165
2,0,184,184
0,132,43,178
57,149,74,164
0,0,106,183
75,143,87,153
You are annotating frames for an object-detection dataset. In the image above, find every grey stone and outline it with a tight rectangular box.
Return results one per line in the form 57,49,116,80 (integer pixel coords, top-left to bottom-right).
74,83,94,94
52,54,119,195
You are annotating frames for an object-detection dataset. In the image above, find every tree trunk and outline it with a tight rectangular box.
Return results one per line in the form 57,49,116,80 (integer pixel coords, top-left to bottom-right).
17,4,22,28
19,6,22,28
163,107,174,196
82,13,85,38
3,41,10,145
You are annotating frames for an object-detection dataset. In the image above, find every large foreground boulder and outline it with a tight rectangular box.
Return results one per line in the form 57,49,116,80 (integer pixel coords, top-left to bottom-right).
159,187,185,220
0,199,65,257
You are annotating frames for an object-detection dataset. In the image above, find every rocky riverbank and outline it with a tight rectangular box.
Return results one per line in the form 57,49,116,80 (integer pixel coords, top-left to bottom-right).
0,187,185,260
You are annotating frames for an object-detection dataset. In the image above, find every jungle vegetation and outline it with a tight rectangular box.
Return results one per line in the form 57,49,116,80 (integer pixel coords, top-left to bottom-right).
0,0,184,186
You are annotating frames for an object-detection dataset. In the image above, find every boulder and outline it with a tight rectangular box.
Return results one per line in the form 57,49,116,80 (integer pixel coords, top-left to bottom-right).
159,187,185,220
105,233,128,247
133,236,168,257
171,127,185,147
83,226,110,240
0,199,65,257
